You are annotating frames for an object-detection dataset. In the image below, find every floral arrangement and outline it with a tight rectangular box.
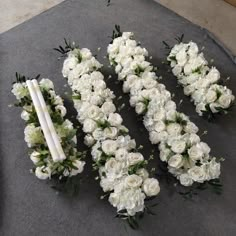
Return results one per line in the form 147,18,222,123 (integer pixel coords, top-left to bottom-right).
12,74,85,181
107,28,222,188
56,39,160,225
166,39,234,118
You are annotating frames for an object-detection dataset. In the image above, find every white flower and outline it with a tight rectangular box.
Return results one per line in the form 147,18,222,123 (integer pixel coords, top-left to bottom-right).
208,158,221,179
125,175,143,188
21,110,30,121
80,48,92,60
205,90,217,103
86,105,101,120
168,154,183,168
115,148,128,162
84,134,95,147
100,178,116,192
171,140,186,154
83,118,97,133
142,178,160,197
179,173,193,186
105,158,123,176
136,168,149,180
184,122,198,134
62,57,78,77
135,102,146,114
12,83,28,100
206,67,220,83
188,144,204,161
127,152,144,166
109,187,145,216
166,123,182,136
39,78,54,90
70,160,85,176
218,94,233,108
104,127,118,139
188,166,207,183
30,151,41,164
172,65,182,76
102,140,118,155
108,113,123,126
101,101,116,115
55,105,67,117
24,124,44,147
35,166,51,180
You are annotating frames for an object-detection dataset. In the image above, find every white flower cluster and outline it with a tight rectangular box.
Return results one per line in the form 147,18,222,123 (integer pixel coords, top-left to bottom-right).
62,47,160,216
108,32,221,186
167,41,234,116
12,78,85,180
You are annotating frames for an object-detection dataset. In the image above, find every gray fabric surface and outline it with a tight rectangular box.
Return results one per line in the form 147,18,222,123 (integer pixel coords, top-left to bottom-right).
0,0,236,235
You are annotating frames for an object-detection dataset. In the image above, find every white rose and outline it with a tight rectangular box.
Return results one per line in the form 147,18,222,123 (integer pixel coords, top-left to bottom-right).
12,83,28,100
208,158,221,179
205,90,217,103
105,158,122,175
199,142,211,155
80,48,92,60
149,131,160,144
101,101,116,115
166,123,182,136
188,133,201,145
188,42,199,57
176,48,187,66
172,65,182,76
21,110,30,121
127,152,144,166
184,121,198,134
160,149,171,162
24,124,44,147
142,178,160,197
206,67,220,83
35,166,51,180
104,127,118,139
115,148,128,162
218,94,233,108
84,134,95,147
188,144,204,161
154,121,166,132
135,102,146,114
30,151,41,164
168,154,183,168
142,78,157,89
101,177,118,192
55,105,67,117
102,140,118,155
171,140,186,154
125,175,143,188
108,113,123,126
92,128,104,140
83,119,97,133
183,85,195,96
179,173,193,186
62,57,78,77
70,160,85,176
188,166,207,183
136,168,149,180
87,105,101,120
39,78,54,90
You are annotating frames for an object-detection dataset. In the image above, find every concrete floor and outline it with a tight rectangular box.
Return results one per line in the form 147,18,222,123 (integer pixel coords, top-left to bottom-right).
0,0,236,55
0,0,63,33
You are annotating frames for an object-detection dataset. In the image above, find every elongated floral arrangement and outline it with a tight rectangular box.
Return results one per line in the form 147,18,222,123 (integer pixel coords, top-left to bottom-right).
107,27,222,189
12,74,85,181
166,39,234,118
55,39,160,225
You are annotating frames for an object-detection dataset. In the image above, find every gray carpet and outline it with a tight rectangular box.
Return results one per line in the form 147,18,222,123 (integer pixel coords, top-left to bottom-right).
0,0,236,235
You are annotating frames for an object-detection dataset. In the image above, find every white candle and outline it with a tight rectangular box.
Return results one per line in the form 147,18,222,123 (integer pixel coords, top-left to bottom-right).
32,79,66,162
26,80,60,162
